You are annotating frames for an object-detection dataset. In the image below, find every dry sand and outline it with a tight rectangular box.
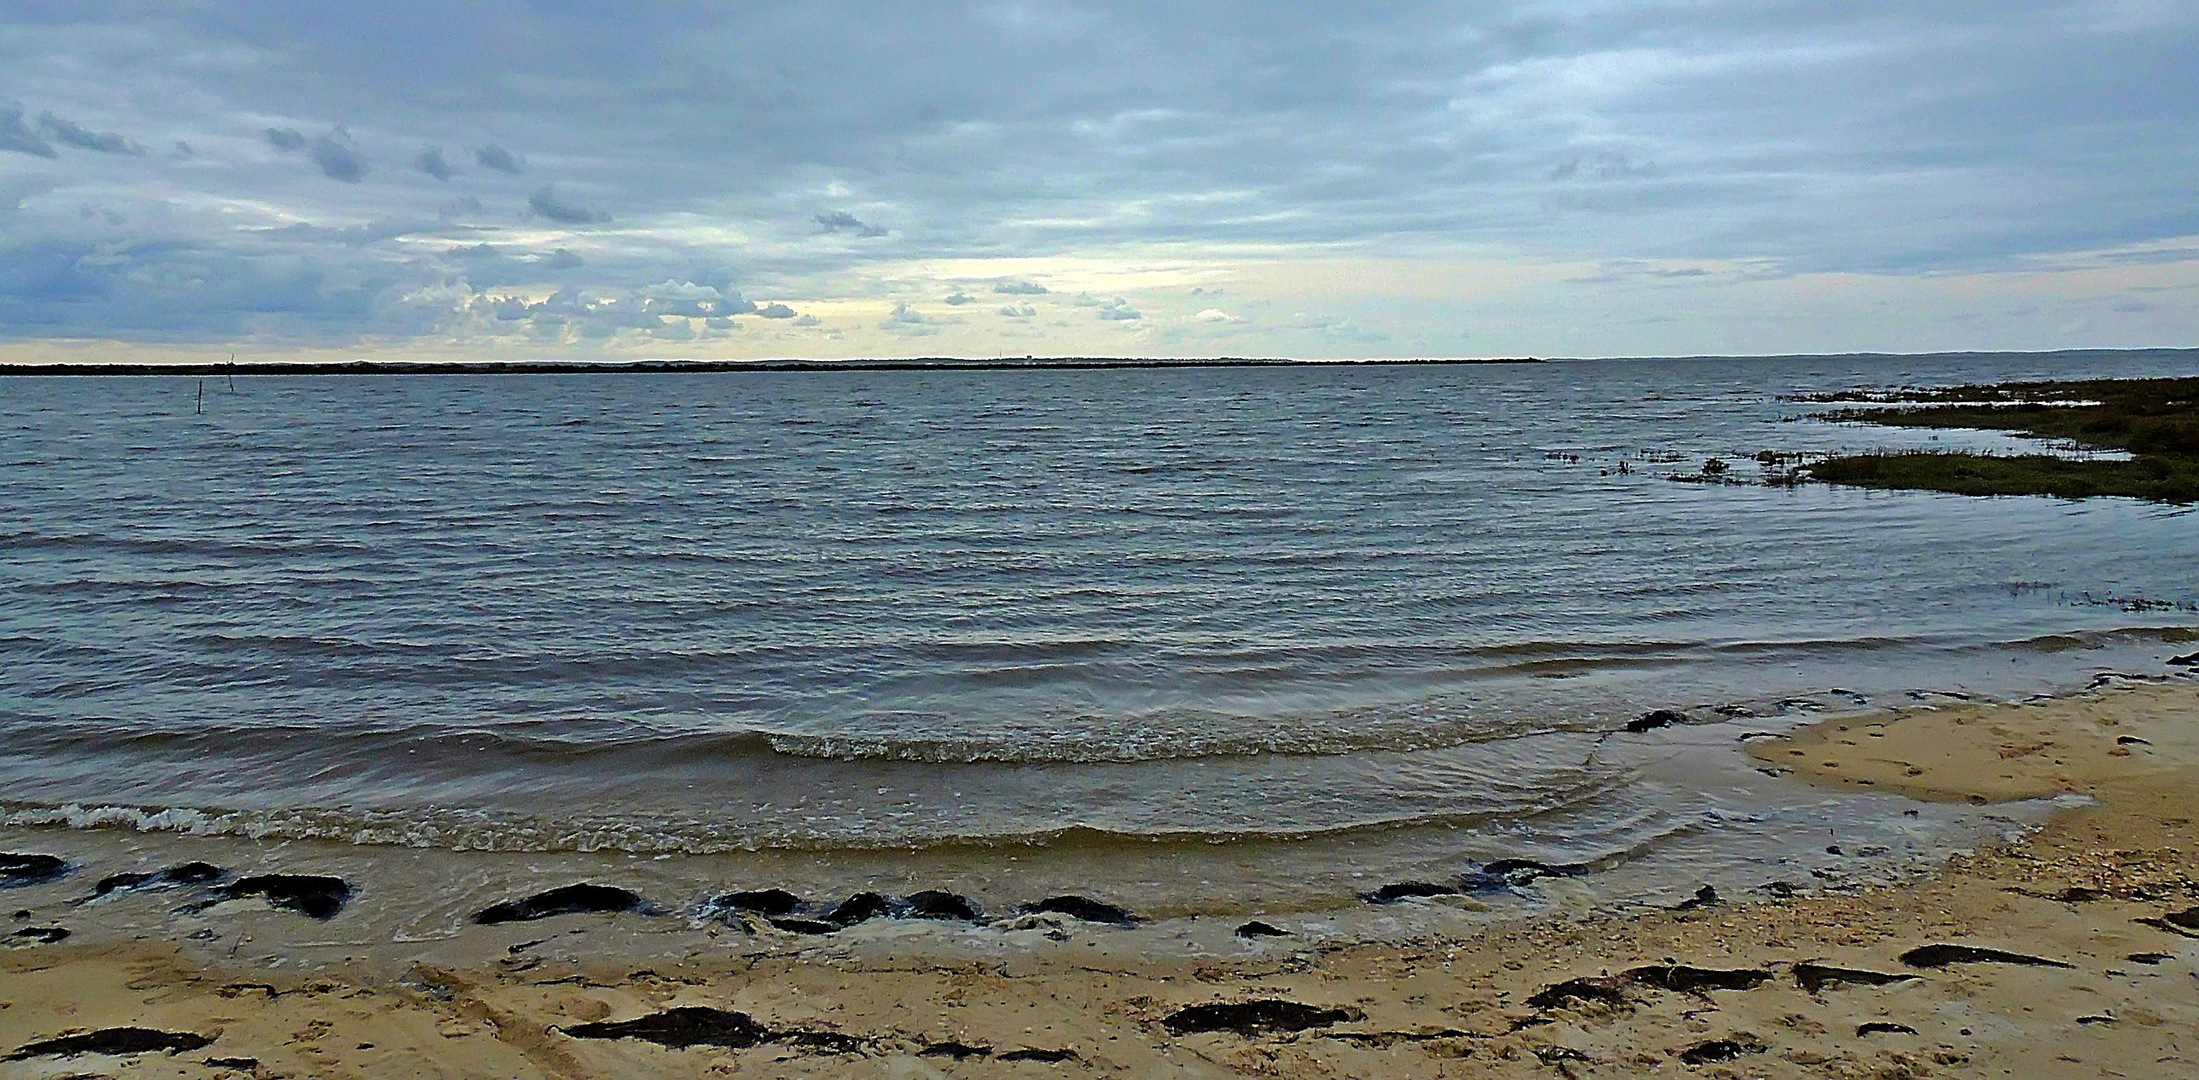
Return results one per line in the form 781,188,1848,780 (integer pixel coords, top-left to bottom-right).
4,682,2195,1078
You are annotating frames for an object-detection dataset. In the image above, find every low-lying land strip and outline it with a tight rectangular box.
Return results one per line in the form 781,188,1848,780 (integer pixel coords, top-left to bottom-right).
1804,375,2199,502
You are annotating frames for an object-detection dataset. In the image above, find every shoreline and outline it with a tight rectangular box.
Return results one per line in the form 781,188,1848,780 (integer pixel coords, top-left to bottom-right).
5,682,2195,1076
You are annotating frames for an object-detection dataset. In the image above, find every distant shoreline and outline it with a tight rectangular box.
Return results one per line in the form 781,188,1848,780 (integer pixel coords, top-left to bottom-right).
0,356,1545,377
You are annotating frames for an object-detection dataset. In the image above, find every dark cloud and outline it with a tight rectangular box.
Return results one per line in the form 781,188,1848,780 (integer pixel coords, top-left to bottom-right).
529,185,609,224
36,113,143,155
816,211,887,238
543,248,583,270
0,103,57,158
756,302,796,318
941,290,972,305
415,145,454,180
993,280,1048,294
263,127,307,152
308,131,368,182
474,144,524,174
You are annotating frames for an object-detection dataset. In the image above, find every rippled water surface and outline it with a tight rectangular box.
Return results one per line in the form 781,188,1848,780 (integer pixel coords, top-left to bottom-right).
4,352,2197,911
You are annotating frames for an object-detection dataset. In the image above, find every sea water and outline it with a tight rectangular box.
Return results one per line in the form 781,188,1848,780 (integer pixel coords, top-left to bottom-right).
3,351,2196,932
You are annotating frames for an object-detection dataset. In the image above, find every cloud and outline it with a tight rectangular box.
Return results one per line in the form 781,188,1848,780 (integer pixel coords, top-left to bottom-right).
791,314,820,326
1193,308,1242,323
1093,297,1141,321
877,301,940,334
415,145,454,180
474,144,524,174
756,302,796,318
941,290,972,305
1292,314,1388,344
816,211,887,238
36,113,143,155
528,185,610,224
999,303,1036,317
308,131,369,182
3,3,2197,358
637,279,750,316
0,104,57,158
543,248,584,270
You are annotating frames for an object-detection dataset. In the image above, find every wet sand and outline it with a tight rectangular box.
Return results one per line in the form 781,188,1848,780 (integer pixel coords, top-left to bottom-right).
4,681,2195,1078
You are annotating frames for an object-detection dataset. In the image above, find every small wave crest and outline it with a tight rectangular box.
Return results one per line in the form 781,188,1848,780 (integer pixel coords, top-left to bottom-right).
0,793,1613,856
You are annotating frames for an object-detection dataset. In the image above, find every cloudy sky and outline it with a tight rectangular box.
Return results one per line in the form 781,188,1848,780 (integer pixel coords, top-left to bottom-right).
2,1,2194,362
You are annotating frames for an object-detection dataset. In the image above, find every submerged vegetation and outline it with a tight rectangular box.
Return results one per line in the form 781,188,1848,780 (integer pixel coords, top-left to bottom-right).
1801,376,2199,503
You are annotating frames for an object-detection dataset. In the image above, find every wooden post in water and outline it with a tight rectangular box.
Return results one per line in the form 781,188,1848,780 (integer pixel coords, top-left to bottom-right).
227,354,236,393
196,380,204,415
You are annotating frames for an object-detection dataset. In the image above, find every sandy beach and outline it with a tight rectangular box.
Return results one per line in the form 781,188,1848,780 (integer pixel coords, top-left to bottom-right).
5,679,2196,1079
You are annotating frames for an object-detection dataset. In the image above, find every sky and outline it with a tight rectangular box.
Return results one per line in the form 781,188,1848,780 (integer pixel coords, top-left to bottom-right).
1,1,2195,363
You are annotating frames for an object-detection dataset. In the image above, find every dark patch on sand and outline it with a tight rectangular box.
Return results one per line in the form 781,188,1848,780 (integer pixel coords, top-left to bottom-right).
1526,977,1626,1011
1794,961,1919,994
1677,1036,1762,1064
90,862,225,900
474,883,645,925
208,875,353,920
563,1006,860,1053
903,890,982,921
1020,895,1139,926
998,1047,1079,1062
1366,880,1460,904
1627,709,1688,733
1620,963,1770,993
920,1040,992,1059
1163,1000,1363,1036
7,1027,211,1060
1899,943,2073,969
0,854,68,888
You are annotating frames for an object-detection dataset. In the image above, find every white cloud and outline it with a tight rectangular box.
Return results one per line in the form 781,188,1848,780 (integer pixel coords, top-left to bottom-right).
0,2,2194,357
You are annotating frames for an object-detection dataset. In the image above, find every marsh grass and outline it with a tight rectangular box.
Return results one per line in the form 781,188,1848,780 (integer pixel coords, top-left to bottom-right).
1805,376,2199,503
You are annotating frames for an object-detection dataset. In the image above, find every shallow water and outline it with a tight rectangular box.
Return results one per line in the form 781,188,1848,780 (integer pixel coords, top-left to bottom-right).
3,351,2197,919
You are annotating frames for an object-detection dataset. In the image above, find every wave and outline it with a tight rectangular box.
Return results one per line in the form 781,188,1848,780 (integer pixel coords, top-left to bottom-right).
3,707,1598,768
0,782,1622,856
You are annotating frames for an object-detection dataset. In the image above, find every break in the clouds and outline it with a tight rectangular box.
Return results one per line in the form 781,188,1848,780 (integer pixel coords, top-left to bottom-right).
1,2,2196,360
